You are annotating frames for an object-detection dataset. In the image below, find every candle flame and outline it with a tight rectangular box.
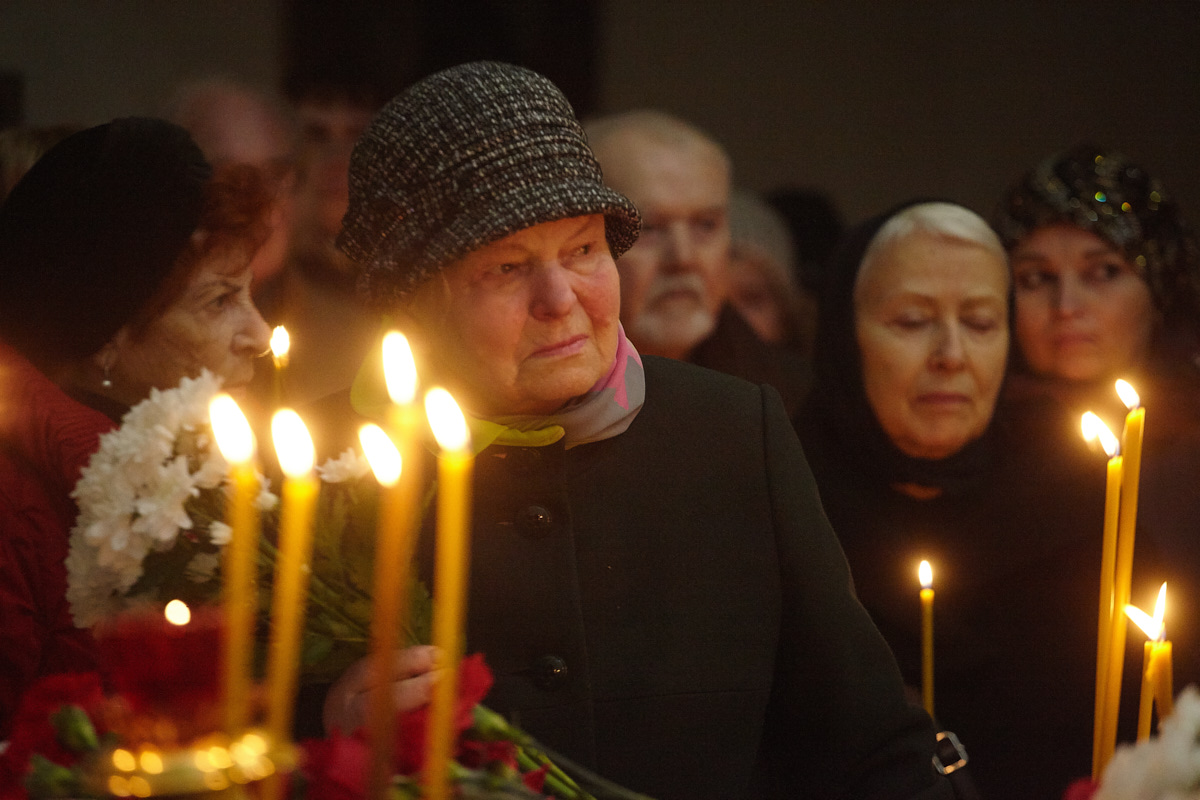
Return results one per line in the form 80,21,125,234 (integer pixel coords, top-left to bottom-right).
271,409,315,477
359,424,402,487
382,331,418,405
1081,411,1120,457
425,388,470,453
164,599,191,626
270,326,290,360
209,394,255,464
919,560,933,590
1125,583,1168,642
1115,379,1140,410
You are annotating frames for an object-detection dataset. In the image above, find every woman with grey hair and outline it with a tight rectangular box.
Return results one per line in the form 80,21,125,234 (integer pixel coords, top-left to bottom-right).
316,62,951,799
798,200,1116,795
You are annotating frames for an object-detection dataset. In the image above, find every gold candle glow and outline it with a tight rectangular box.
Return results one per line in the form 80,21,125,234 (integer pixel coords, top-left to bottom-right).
1082,412,1122,779
270,326,290,407
423,388,473,800
919,560,934,718
264,410,318,752
209,393,259,736
1126,584,1172,740
363,331,424,800
1099,380,1146,770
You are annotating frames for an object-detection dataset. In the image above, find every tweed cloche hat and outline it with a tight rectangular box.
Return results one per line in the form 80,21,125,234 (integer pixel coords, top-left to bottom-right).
337,61,641,305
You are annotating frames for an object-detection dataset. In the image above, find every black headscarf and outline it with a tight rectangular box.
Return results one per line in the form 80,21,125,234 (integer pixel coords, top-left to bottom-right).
799,200,997,494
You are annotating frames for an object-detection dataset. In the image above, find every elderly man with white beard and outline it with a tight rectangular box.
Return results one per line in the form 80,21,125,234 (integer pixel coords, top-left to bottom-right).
586,111,811,416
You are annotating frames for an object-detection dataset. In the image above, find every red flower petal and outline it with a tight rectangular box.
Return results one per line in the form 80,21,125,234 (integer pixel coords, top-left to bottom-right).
392,653,494,775
522,765,549,793
300,730,370,800
1062,777,1099,800
0,672,105,797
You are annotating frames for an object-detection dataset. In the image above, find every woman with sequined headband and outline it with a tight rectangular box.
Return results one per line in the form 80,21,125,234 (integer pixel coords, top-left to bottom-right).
994,144,1200,393
994,144,1200,708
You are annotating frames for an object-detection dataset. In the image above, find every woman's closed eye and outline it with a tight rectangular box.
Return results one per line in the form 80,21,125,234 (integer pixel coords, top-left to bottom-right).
890,313,932,330
962,313,1000,332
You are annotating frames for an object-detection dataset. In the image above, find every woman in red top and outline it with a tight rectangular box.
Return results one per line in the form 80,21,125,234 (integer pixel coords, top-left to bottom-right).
0,118,274,734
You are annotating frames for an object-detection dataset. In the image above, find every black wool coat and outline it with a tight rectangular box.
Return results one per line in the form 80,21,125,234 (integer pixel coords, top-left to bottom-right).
411,356,951,800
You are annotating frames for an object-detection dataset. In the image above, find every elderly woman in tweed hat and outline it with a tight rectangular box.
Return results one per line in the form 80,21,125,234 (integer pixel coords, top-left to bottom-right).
326,61,951,799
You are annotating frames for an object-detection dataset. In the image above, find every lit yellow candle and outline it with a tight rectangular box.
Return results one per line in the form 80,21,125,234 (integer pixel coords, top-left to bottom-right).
270,326,290,408
1082,412,1122,779
1099,380,1145,770
423,388,473,800
358,423,416,800
1125,584,1171,740
264,410,318,747
209,393,260,736
363,331,425,800
919,560,934,718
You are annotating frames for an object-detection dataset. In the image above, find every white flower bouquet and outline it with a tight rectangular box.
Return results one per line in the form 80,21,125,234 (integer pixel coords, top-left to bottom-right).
65,370,429,684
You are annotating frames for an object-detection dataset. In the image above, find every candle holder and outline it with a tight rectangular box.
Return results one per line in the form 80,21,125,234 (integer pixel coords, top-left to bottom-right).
75,729,296,799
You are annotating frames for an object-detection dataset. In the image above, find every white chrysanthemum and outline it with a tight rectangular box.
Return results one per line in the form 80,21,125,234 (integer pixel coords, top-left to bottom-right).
208,521,232,546
255,479,278,512
67,369,234,627
317,448,371,483
1097,685,1200,800
131,455,198,544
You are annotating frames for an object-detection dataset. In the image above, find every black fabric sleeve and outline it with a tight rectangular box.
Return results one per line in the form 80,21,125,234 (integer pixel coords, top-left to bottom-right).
756,384,953,800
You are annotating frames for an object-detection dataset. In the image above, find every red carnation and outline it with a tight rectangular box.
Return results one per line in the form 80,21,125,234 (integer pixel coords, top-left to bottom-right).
1063,777,1098,800
0,672,105,799
393,653,494,775
299,730,370,800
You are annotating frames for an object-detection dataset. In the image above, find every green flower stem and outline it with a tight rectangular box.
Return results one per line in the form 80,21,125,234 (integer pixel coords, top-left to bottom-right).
515,749,586,800
255,537,370,639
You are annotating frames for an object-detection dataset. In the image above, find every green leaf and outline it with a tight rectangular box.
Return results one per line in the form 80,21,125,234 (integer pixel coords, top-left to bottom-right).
24,754,80,799
51,705,98,753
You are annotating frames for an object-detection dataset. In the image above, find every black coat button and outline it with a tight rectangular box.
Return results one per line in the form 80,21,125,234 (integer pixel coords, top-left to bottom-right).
518,504,554,538
532,654,569,690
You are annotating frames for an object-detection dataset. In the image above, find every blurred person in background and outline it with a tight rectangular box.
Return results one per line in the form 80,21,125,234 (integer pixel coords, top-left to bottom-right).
728,188,817,359
248,75,386,412
166,77,298,289
587,111,810,416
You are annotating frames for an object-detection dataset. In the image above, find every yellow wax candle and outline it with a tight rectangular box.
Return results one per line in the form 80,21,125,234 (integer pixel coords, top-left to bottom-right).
1082,412,1122,779
423,388,473,800
1137,640,1156,741
1126,584,1170,742
270,326,289,408
359,419,424,800
1153,640,1173,722
209,394,260,737
919,560,934,719
264,410,318,749
362,331,425,800
1099,382,1145,772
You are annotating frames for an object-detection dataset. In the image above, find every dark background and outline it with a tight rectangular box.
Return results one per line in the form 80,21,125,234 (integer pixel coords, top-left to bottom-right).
2,0,1198,224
